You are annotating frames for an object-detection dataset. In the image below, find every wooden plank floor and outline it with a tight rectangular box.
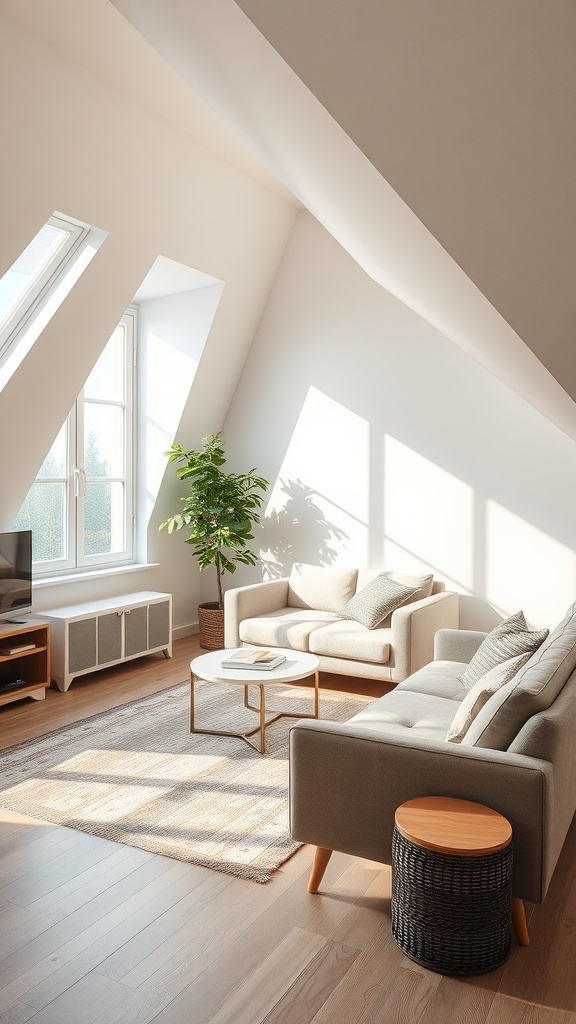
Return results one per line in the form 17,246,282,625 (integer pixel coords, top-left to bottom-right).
1,637,575,1023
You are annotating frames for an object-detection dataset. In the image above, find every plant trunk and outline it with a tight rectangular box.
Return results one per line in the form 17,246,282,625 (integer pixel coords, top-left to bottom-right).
215,553,224,611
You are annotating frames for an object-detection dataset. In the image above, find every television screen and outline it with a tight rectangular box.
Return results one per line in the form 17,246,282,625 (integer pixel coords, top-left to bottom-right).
0,530,33,622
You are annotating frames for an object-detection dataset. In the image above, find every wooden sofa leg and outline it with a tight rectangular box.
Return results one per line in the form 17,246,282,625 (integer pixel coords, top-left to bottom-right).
308,847,333,893
511,896,530,945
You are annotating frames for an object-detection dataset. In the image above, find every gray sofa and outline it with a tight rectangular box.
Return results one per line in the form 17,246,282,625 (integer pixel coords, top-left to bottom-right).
224,562,459,683
289,602,576,915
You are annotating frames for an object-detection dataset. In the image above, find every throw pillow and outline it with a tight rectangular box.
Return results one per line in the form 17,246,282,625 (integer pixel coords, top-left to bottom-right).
460,610,548,691
384,571,434,604
339,573,418,630
462,600,576,750
446,652,531,743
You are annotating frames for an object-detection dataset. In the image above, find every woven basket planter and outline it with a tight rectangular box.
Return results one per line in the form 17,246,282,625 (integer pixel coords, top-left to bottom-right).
198,602,224,651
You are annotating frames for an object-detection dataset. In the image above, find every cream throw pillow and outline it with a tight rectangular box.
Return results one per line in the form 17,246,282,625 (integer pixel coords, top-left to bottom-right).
446,653,531,743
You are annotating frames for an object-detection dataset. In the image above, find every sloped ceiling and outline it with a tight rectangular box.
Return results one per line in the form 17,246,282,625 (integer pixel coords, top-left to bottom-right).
9,0,575,438
234,0,576,401
109,0,576,441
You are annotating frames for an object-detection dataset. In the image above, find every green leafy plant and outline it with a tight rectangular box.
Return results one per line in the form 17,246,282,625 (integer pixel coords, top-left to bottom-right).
159,433,268,610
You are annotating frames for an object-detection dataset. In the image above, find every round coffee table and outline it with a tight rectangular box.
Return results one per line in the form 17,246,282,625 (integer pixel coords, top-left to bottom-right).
189,648,320,754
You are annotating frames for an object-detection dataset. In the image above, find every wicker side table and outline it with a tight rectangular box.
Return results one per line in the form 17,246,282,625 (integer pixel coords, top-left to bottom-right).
392,796,514,976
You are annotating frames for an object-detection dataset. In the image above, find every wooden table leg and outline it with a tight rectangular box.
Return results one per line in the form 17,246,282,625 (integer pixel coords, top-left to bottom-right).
190,671,195,732
259,684,266,754
511,896,530,945
308,846,333,893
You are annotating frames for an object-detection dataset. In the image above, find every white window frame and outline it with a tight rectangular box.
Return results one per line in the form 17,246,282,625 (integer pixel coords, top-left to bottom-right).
76,307,136,572
14,308,137,577
0,213,88,367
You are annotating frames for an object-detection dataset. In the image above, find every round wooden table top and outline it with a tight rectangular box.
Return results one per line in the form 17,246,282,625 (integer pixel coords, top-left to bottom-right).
395,796,512,856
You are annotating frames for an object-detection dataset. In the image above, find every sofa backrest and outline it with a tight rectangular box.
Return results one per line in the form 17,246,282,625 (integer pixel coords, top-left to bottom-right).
287,563,358,612
287,563,439,617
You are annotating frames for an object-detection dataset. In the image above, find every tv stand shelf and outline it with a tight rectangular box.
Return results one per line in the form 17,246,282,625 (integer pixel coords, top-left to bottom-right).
0,619,51,707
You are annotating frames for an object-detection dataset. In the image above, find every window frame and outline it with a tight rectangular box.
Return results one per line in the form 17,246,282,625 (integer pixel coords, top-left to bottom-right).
13,307,137,578
0,213,88,367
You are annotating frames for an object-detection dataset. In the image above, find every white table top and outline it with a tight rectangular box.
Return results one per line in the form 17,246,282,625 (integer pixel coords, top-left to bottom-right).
191,647,319,685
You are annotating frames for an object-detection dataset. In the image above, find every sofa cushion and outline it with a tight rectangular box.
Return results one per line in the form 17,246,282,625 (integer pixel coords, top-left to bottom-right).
339,573,417,629
309,619,391,664
287,563,358,613
446,653,531,743
460,610,548,691
356,569,434,606
239,607,339,652
461,602,576,750
396,660,470,701
347,690,460,742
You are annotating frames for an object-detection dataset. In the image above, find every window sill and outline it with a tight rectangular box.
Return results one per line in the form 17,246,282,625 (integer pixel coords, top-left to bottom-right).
33,563,160,589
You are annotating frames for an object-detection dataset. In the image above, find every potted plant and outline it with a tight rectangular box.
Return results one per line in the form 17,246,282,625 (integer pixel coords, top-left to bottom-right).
160,433,268,650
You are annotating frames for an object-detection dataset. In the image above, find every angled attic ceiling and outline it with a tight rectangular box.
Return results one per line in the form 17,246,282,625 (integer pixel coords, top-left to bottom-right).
107,0,576,442
6,0,574,439
235,0,576,402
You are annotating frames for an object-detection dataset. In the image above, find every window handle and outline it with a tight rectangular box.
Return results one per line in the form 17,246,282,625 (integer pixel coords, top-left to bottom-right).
73,467,87,497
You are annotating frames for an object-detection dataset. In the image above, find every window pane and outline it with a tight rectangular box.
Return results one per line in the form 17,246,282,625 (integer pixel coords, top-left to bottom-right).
37,423,67,479
84,404,124,477
0,225,67,333
12,482,66,562
84,323,125,402
84,482,125,555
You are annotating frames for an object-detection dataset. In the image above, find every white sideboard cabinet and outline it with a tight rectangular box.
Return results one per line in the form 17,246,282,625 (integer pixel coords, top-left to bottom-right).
42,591,172,691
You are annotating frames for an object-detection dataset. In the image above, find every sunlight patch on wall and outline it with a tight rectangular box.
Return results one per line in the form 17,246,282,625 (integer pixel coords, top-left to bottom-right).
263,387,369,571
383,435,474,590
144,330,198,522
486,501,576,627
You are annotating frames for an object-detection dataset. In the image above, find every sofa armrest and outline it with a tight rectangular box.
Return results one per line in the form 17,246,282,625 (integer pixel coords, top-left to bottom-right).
224,577,289,648
434,628,487,664
390,591,459,680
289,719,551,903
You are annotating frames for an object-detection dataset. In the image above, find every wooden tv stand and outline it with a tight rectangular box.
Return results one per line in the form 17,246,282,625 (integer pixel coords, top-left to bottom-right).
0,618,51,707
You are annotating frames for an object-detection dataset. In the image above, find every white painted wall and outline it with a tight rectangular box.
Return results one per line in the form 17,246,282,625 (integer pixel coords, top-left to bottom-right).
0,11,297,631
223,213,576,631
136,284,225,536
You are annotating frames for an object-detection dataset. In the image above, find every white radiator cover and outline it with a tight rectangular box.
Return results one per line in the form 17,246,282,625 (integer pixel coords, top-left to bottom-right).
42,591,172,691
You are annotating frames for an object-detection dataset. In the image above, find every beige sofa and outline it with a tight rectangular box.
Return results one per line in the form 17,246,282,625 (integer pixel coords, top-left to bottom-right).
224,563,459,684
289,602,576,915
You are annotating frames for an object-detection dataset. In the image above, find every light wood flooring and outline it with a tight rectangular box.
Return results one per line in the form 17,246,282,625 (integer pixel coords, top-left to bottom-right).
0,637,575,1024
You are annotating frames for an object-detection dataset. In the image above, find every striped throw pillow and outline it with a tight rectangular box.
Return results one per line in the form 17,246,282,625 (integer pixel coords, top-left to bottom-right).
460,611,548,691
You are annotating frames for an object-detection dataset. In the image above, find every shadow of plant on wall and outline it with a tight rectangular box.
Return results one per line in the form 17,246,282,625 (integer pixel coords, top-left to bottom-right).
260,478,349,579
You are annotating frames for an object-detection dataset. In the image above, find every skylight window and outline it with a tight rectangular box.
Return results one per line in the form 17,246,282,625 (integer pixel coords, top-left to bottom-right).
0,213,106,390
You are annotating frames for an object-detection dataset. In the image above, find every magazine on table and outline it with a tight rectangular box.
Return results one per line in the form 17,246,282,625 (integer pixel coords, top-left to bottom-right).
221,648,286,671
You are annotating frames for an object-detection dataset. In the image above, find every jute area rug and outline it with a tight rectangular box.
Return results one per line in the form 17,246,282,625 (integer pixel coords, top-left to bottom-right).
0,680,370,883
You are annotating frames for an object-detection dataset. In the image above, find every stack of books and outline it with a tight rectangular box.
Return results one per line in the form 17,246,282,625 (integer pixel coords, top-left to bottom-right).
221,649,286,671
